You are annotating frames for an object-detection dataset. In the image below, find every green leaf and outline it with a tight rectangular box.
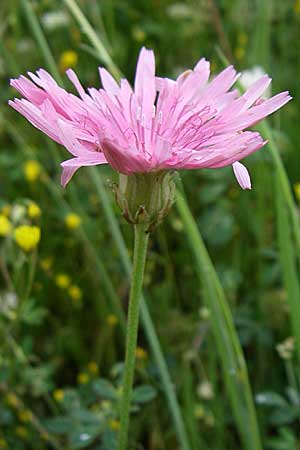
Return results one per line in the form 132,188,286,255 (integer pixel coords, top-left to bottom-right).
19,298,47,325
132,385,156,404
255,392,289,408
92,379,117,400
45,416,73,434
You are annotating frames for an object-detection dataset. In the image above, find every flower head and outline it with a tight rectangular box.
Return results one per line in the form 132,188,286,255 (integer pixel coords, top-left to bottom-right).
14,225,41,252
68,284,82,301
64,212,81,229
27,201,41,219
59,50,78,72
0,214,12,236
23,160,41,183
9,48,291,190
55,273,71,289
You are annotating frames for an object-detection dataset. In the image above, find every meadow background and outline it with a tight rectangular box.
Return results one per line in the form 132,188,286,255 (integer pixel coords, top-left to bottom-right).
1,0,300,449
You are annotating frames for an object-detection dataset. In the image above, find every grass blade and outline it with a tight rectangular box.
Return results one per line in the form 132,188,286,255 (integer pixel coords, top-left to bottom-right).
275,172,300,360
176,184,263,450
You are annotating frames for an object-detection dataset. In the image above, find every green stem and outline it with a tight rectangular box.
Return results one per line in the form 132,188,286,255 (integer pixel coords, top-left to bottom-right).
24,251,37,303
176,186,262,450
118,223,149,450
91,169,191,450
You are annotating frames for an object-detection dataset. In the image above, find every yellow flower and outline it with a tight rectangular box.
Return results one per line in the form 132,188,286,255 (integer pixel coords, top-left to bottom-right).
87,361,99,375
294,0,300,15
294,182,300,201
68,285,82,301
171,218,183,232
1,204,11,216
5,392,19,408
40,258,53,271
101,400,112,411
53,389,64,402
77,372,89,384
106,314,118,327
15,426,28,439
18,409,32,423
28,202,41,219
131,26,146,42
14,225,41,252
55,273,71,289
237,32,248,46
234,47,245,60
194,404,205,419
0,437,7,449
65,213,81,230
23,160,41,183
135,346,148,360
59,50,78,72
108,419,120,431
0,214,12,237
40,431,49,441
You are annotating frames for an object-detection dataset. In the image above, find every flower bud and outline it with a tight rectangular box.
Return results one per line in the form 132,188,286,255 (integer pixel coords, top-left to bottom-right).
114,171,176,231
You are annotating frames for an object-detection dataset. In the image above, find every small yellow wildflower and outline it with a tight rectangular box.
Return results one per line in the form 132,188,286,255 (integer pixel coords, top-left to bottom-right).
237,32,248,46
53,389,64,402
55,273,71,289
131,26,146,42
0,214,12,237
40,431,50,441
18,409,32,423
0,437,7,449
101,400,112,411
87,361,99,375
28,201,41,219
5,392,19,408
106,314,118,327
14,225,41,252
59,50,78,72
65,213,81,230
68,285,82,301
40,258,53,271
204,412,215,427
171,218,183,232
1,204,11,216
77,372,90,384
294,182,300,201
294,0,300,15
136,346,148,360
210,61,217,73
194,404,205,419
234,47,245,60
23,160,41,183
15,426,28,439
108,419,120,431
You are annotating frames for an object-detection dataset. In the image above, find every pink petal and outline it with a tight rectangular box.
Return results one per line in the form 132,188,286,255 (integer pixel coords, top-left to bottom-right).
99,68,120,95
134,47,156,131
61,154,107,187
66,69,87,99
232,161,251,189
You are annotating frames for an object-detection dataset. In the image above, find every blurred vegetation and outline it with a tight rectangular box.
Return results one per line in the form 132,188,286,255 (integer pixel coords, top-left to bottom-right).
0,0,300,449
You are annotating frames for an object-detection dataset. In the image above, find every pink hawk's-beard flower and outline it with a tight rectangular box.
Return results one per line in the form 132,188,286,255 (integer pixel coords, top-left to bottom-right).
9,47,291,189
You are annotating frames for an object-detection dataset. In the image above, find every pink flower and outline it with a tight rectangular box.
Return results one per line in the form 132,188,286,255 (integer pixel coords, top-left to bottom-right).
9,47,291,189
